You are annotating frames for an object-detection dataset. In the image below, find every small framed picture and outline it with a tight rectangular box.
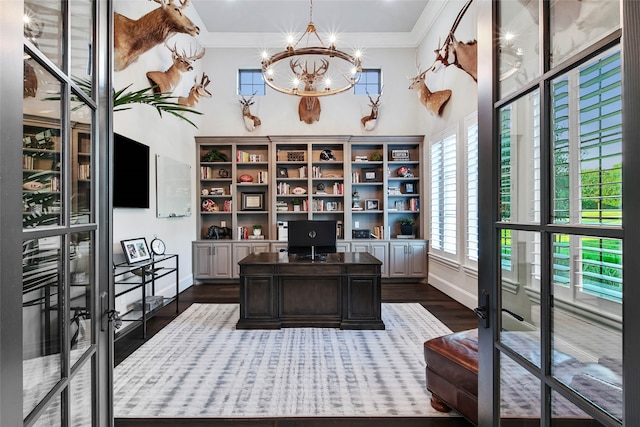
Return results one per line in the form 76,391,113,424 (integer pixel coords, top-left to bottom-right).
366,199,379,210
363,168,378,182
326,201,338,211
241,193,265,211
404,182,415,193
278,167,288,178
121,237,151,264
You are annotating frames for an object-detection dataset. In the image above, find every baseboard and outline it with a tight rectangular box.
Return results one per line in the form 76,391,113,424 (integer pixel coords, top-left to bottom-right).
429,272,477,310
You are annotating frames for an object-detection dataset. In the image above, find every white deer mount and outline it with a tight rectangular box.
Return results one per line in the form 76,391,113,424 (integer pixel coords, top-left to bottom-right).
147,43,205,93
239,94,262,132
361,92,382,131
178,73,211,107
113,0,200,72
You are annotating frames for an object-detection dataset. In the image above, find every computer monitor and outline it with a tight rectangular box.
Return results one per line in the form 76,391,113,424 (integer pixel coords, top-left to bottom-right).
287,220,337,260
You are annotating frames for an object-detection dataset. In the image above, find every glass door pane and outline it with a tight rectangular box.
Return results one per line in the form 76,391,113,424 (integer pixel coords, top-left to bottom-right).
23,236,63,418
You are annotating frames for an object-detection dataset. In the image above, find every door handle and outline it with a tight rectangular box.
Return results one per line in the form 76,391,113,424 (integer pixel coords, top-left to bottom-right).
474,289,490,328
100,291,122,331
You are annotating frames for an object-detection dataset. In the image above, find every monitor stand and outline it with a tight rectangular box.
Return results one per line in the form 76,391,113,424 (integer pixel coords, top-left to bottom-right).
296,246,326,261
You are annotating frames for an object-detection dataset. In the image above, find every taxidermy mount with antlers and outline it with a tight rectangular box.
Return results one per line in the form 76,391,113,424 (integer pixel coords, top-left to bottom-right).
178,73,211,107
239,94,262,132
113,0,200,71
361,91,382,131
409,68,452,117
291,58,328,124
146,43,205,93
430,0,477,82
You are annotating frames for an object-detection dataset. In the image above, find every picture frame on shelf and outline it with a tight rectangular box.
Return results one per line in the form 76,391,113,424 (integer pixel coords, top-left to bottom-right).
362,168,378,182
120,237,151,264
326,201,338,211
403,182,414,194
366,199,379,210
241,193,265,211
277,167,288,178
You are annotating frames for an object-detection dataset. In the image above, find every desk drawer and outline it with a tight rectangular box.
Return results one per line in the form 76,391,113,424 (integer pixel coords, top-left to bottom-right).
277,264,342,275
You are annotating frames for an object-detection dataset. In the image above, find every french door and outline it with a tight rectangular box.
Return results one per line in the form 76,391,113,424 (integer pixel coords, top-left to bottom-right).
1,0,113,425
478,0,638,425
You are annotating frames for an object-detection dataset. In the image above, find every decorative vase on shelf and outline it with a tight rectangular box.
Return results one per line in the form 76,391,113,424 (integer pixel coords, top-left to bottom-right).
253,226,262,236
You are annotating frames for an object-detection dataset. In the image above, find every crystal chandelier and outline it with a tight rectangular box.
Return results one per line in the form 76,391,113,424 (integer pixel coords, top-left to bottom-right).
260,0,363,97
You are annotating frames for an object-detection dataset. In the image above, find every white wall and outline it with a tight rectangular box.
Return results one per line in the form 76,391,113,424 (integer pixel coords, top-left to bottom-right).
416,0,480,309
194,47,424,136
113,0,203,302
112,0,481,310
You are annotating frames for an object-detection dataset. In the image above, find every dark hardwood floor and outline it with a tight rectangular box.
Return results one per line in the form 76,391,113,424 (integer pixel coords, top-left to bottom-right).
114,282,477,427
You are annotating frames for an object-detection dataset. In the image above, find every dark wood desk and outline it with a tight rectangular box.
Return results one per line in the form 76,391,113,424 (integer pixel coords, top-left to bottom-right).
237,252,385,330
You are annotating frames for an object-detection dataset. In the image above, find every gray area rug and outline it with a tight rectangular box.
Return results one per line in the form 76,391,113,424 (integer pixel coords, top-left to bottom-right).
114,303,456,418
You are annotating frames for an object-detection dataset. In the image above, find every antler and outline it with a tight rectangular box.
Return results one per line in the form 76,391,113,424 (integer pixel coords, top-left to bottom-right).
239,93,256,106
185,45,205,61
165,42,180,58
289,58,329,83
433,0,474,61
201,73,210,87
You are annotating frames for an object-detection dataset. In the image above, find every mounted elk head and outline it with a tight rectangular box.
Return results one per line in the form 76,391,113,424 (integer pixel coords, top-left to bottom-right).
147,43,205,93
178,73,211,107
113,0,200,71
430,0,477,82
291,58,329,124
239,93,262,132
409,69,451,117
361,91,382,131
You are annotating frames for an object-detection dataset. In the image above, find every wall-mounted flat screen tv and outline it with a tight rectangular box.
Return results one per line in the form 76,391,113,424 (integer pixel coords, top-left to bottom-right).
113,133,150,208
288,220,337,260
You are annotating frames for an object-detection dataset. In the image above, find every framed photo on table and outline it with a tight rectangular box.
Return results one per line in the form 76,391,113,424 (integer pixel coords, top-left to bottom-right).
241,193,265,210
121,237,151,264
365,199,379,210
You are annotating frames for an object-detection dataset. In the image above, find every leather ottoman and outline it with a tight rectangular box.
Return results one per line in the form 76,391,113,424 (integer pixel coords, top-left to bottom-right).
424,329,479,425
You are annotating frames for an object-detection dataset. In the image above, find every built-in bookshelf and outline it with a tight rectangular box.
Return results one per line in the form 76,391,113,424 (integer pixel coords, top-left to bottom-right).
193,135,427,281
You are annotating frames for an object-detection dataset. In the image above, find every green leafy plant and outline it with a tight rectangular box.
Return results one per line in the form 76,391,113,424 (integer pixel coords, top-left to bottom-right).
252,224,262,230
47,78,203,128
399,217,414,226
202,149,229,162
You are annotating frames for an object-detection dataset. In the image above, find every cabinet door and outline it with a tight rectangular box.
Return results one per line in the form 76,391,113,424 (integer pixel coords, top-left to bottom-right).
351,242,388,277
336,241,350,252
193,243,214,278
212,243,233,279
388,242,409,278
193,242,232,279
233,243,252,278
368,242,388,277
407,240,428,277
233,243,270,277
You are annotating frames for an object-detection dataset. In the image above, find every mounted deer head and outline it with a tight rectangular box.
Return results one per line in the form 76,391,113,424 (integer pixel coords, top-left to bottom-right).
239,93,262,132
114,0,200,71
409,69,451,117
147,43,205,93
361,91,382,131
178,73,211,107
291,58,329,124
430,0,477,82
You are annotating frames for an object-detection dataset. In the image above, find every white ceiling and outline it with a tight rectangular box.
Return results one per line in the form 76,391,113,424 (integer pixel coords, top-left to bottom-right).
189,0,439,48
